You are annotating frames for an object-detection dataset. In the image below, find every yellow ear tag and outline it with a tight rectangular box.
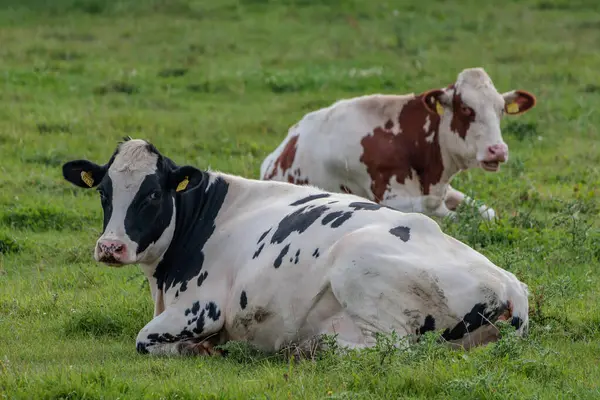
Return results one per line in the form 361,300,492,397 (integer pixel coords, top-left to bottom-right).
506,102,519,114
435,101,445,116
176,176,189,192
80,171,94,187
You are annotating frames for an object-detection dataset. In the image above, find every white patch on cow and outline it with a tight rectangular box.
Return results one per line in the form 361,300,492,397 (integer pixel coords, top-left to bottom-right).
205,171,219,192
95,139,158,264
423,116,435,143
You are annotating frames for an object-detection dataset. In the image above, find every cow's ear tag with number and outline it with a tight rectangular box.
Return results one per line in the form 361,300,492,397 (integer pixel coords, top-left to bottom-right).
435,101,445,116
176,176,190,192
506,102,519,114
81,171,94,187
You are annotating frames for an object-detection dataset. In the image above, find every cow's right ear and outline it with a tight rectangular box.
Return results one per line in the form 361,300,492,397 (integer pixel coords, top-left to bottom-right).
62,160,106,189
422,89,449,116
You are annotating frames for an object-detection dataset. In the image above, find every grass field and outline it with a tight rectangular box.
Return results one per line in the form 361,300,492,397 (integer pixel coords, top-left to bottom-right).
0,0,599,398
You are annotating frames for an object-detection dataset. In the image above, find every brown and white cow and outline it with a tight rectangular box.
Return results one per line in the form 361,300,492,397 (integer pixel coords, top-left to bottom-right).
260,68,536,220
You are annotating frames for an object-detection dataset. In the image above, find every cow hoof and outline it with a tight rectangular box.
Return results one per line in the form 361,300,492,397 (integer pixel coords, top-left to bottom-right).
444,211,459,222
478,206,496,221
178,340,225,357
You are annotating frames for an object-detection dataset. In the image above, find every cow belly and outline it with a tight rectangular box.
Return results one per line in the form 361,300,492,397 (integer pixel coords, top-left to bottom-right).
226,287,369,353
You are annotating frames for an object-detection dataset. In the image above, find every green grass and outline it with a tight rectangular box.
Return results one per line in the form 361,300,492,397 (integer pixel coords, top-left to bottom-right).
1,0,599,398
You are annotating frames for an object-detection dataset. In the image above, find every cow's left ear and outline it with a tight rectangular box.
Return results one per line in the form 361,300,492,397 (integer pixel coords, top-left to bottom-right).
422,89,450,116
169,165,205,193
62,159,106,189
503,90,536,115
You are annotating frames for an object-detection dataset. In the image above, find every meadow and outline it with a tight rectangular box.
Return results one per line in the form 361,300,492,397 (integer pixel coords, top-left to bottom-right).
0,0,599,398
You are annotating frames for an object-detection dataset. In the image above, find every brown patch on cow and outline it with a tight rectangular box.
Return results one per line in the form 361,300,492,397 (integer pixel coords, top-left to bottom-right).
288,175,309,185
360,95,443,200
285,167,309,185
450,91,476,139
505,90,537,115
264,135,299,180
340,185,352,194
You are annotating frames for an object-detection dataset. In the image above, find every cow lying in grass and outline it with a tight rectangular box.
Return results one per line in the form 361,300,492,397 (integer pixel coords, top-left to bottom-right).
261,67,536,221
62,137,529,356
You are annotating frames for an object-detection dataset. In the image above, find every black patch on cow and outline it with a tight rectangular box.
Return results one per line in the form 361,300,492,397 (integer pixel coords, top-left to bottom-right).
258,228,271,244
154,173,229,292
197,271,208,287
162,333,175,342
175,290,179,298
274,244,290,268
97,175,114,231
136,342,149,354
389,226,411,242
147,333,161,341
180,328,193,339
442,303,499,341
253,243,265,259
142,325,199,352
294,249,300,264
322,211,342,225
270,205,330,244
240,291,248,310
322,210,353,228
327,201,338,205
206,301,221,321
180,281,188,293
124,173,175,255
290,193,331,206
348,202,384,211
312,248,320,258
190,301,200,316
511,316,523,330
194,309,206,334
418,315,436,335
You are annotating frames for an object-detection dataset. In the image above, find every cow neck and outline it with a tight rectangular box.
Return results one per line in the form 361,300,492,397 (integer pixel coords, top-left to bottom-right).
152,171,230,293
437,122,466,180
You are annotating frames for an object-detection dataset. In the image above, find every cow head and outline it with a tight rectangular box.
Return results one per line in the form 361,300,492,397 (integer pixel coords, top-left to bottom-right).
421,68,536,172
62,138,204,266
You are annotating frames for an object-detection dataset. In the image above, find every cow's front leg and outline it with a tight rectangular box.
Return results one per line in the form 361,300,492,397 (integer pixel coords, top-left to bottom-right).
135,300,225,356
422,195,458,221
445,186,496,221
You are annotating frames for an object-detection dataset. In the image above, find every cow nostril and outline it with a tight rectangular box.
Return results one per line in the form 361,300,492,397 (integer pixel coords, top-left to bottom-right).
488,146,497,155
114,244,124,253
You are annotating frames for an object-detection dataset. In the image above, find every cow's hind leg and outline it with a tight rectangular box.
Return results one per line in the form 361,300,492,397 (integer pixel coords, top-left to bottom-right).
135,304,226,356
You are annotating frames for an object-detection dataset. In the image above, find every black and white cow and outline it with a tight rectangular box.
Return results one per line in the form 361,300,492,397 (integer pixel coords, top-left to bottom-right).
62,138,529,356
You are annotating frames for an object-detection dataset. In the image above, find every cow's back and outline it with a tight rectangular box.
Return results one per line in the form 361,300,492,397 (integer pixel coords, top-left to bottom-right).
260,94,415,198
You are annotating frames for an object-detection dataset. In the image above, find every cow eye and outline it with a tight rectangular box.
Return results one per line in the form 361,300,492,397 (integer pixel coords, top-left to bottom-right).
147,191,161,202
